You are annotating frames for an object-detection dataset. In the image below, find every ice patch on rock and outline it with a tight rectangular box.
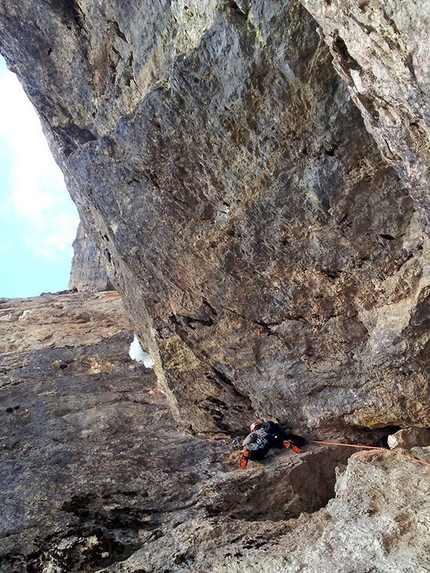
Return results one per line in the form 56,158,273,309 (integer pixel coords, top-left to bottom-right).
129,334,154,369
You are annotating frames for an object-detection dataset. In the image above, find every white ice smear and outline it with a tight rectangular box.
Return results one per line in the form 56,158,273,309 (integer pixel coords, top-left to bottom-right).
129,333,155,369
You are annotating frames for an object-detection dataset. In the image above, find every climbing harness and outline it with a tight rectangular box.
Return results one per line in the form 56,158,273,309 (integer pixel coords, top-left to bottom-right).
307,439,430,468
239,439,302,468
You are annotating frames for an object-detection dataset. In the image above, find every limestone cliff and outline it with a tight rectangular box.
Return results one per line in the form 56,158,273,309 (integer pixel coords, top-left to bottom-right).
69,222,115,292
0,292,429,572
0,1,430,569
0,0,428,437
301,0,430,220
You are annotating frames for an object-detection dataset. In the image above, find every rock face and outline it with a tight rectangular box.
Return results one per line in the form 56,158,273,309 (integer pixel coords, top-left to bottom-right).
69,223,114,292
0,0,429,438
1,292,429,572
1,1,430,570
101,449,430,573
0,290,127,354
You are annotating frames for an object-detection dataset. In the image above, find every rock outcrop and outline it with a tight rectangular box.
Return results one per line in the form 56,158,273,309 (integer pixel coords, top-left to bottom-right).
300,0,430,220
0,292,429,572
100,449,430,573
69,223,114,292
0,1,430,569
1,0,428,437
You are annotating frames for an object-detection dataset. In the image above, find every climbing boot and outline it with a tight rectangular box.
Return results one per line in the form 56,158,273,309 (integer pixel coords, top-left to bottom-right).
240,449,250,469
283,440,301,454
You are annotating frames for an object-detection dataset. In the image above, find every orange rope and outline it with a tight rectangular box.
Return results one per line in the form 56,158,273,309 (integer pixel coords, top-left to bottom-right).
307,439,430,468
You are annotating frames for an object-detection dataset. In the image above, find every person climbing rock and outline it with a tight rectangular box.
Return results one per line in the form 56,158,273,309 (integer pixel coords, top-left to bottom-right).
240,420,307,469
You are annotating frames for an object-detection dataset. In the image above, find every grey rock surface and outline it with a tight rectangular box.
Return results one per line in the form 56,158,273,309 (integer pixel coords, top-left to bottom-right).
0,292,226,571
388,426,430,450
300,0,430,221
99,449,430,573
1,0,427,436
1,292,429,572
0,1,430,568
69,222,114,292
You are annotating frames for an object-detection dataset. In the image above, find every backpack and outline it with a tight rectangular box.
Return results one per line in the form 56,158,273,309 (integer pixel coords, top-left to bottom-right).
260,421,285,448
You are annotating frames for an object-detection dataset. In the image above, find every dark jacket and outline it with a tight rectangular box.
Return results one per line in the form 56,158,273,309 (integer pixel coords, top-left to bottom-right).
242,422,306,460
242,422,289,460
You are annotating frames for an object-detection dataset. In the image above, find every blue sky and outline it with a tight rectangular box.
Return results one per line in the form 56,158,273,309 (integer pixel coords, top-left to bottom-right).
0,56,79,298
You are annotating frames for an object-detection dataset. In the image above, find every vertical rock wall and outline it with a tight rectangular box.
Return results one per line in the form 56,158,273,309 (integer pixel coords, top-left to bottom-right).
0,0,428,435
1,294,429,573
69,222,115,292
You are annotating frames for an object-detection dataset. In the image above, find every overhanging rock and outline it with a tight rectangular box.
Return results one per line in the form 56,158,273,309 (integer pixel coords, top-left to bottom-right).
0,0,428,435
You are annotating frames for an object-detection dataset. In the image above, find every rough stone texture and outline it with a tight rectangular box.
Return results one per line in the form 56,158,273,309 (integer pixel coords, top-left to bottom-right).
99,449,430,573
1,1,430,570
388,427,430,450
1,0,427,437
0,290,127,354
0,291,225,570
300,0,430,220
1,292,429,572
69,222,114,292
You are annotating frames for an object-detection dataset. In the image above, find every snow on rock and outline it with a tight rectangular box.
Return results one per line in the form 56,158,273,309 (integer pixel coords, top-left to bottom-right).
129,333,154,368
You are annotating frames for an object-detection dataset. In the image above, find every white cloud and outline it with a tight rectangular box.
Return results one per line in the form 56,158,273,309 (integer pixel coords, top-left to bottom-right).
0,64,79,262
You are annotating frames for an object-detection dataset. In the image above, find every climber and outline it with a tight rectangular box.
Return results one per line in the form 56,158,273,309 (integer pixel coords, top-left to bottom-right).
240,420,307,469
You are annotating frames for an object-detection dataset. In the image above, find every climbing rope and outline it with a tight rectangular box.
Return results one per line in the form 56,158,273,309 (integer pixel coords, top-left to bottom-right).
307,439,430,468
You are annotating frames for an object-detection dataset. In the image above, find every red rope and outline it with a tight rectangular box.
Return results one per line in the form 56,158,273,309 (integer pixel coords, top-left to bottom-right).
307,439,430,468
